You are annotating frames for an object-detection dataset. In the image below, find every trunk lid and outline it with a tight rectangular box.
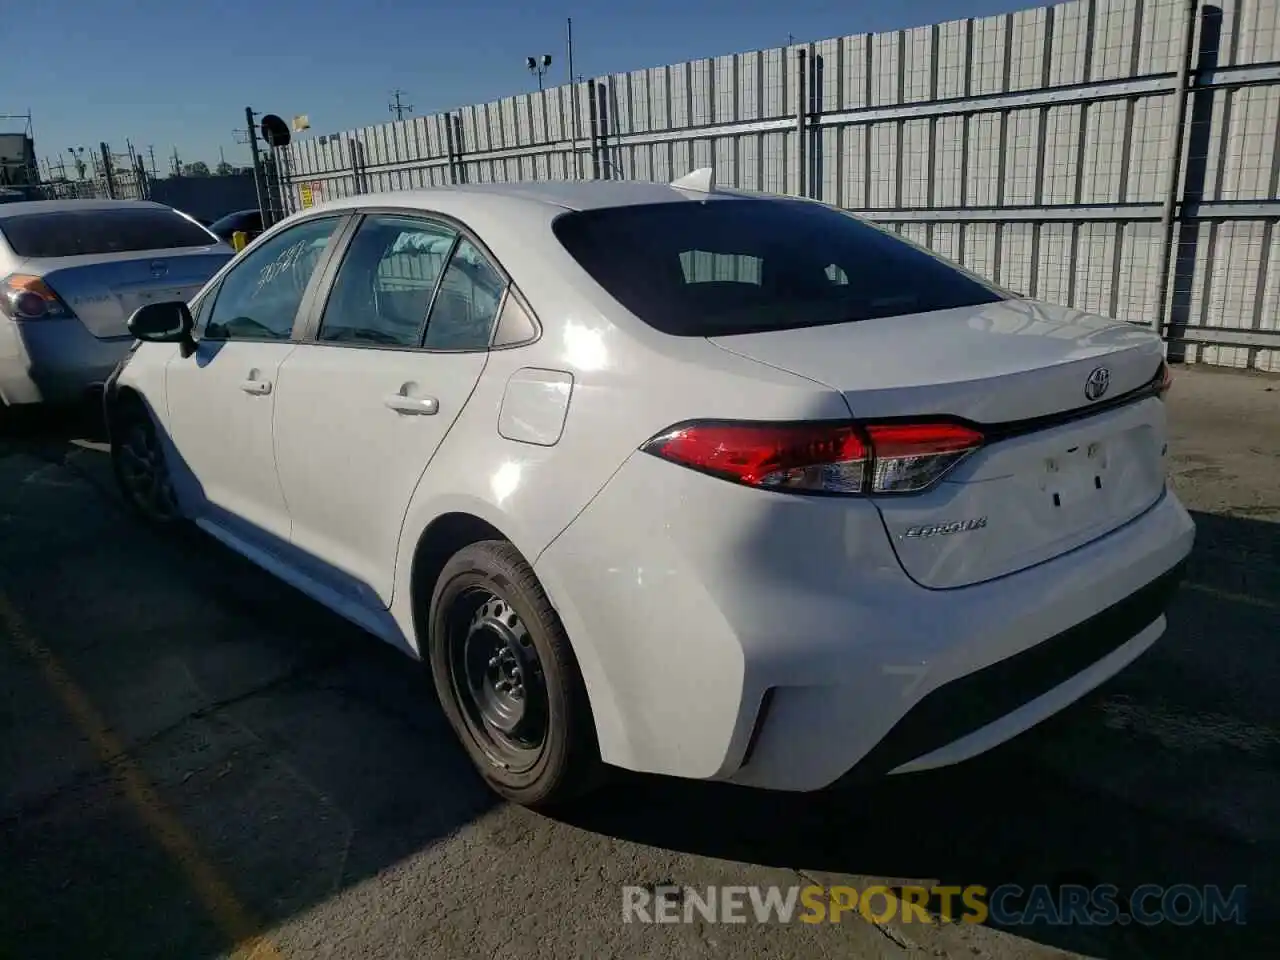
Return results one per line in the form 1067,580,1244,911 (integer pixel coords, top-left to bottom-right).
30,248,232,339
709,299,1170,589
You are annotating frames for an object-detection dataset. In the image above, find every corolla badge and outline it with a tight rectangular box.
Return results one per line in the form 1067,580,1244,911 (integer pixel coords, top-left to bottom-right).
149,260,168,279
1084,366,1111,401
903,517,987,539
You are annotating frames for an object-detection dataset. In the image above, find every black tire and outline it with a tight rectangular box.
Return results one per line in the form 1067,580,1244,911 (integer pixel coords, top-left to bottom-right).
110,400,183,526
428,540,603,808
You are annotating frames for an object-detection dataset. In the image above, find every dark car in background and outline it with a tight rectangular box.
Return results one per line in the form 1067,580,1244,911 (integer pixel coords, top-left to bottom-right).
207,208,263,244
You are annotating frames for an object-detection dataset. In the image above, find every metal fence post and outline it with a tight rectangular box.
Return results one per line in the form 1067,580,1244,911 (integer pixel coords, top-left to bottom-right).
453,115,467,184
444,115,458,184
1153,0,1201,347
99,143,116,199
350,139,365,194
597,83,611,179
796,48,807,199
588,81,601,179
245,106,271,229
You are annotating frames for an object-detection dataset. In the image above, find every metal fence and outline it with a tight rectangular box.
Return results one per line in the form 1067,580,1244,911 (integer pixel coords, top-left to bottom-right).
37,171,150,202
278,0,1280,371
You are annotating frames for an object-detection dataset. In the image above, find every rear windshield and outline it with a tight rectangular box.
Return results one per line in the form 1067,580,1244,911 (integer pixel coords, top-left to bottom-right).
0,207,217,258
551,198,1005,336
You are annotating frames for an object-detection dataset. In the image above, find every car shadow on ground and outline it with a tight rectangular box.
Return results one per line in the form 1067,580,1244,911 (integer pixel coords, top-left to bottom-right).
2,404,1276,960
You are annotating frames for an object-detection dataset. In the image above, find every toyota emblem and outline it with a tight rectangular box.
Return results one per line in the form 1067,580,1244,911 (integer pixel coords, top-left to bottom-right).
149,260,168,279
1084,366,1111,401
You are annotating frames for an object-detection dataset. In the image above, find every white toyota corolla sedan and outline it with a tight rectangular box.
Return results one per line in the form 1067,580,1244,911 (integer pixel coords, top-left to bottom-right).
104,172,1195,808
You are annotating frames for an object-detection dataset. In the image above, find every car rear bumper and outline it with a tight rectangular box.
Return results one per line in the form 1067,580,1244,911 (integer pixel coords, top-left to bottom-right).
0,317,132,405
535,452,1196,791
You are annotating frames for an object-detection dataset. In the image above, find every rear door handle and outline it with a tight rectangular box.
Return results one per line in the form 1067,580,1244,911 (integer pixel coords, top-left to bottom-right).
384,395,439,415
240,379,272,395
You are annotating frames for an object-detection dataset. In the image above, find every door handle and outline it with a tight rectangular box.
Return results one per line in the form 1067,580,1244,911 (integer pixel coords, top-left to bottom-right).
384,394,439,415
240,379,272,395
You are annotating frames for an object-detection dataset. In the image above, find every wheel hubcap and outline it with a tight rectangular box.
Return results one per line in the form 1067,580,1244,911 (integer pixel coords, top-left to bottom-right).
117,421,176,520
452,591,548,768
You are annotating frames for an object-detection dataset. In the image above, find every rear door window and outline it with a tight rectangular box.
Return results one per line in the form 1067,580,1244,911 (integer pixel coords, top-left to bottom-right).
0,207,219,258
551,198,1005,336
318,215,458,348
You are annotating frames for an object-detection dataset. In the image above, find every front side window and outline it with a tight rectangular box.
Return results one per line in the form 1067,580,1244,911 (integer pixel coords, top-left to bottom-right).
423,239,505,351
318,215,457,347
204,217,340,341
552,198,1005,337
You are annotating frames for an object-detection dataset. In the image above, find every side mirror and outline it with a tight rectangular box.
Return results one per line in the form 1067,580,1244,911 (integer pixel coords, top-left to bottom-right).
128,301,194,343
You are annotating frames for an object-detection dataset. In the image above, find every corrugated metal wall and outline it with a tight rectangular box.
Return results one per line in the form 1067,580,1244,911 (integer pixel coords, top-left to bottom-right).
279,0,1280,371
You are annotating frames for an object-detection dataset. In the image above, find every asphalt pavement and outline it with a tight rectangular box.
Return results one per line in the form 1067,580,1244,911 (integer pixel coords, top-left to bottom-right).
1,365,1277,959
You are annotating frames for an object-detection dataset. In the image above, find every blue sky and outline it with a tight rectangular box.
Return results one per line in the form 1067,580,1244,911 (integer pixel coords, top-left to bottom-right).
4,0,1032,174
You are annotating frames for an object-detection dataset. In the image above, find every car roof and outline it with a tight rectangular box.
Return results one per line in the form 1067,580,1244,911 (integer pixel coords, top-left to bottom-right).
0,198,173,220
306,178,754,218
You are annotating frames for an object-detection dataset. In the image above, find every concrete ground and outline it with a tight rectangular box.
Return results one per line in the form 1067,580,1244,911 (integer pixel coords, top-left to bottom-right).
1,365,1277,960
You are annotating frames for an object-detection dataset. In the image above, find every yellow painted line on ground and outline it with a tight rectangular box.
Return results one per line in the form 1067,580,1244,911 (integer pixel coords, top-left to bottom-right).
0,592,281,960
1184,581,1279,612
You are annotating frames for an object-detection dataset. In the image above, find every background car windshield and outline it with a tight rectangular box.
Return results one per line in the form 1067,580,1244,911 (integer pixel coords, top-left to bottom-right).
0,208,218,258
208,210,262,236
551,198,1005,336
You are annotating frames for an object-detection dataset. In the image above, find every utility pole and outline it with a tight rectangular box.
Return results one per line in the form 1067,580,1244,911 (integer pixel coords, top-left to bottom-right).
388,89,413,121
171,146,181,177
147,145,158,179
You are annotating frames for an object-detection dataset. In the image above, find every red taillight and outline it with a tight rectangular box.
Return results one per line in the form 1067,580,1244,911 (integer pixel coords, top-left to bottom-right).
1156,360,1173,398
642,419,983,495
0,274,74,321
642,421,871,493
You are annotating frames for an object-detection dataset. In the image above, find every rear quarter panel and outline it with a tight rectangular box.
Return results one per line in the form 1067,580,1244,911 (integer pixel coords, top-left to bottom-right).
386,227,851,651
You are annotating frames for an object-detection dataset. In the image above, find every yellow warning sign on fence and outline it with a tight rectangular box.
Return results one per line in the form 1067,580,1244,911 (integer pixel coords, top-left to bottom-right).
300,182,315,208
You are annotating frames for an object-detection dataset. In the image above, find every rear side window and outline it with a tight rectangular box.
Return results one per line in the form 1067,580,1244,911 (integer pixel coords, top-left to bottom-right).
423,239,505,350
0,207,217,258
551,198,1005,336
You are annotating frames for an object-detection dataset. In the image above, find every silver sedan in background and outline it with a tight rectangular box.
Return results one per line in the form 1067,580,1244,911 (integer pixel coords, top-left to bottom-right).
0,199,233,412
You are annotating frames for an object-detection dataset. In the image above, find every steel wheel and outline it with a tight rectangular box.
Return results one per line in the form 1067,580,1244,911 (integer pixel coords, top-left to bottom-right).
447,588,549,772
115,415,178,522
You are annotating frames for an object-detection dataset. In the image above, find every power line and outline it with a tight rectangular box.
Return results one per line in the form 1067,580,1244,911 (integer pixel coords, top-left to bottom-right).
388,89,414,121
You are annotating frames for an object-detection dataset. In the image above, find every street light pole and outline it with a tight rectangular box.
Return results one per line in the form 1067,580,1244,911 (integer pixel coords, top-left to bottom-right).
568,18,581,179
526,53,552,91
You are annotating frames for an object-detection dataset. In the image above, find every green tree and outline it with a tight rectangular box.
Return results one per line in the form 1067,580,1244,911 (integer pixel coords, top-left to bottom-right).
214,161,234,176
183,161,211,177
